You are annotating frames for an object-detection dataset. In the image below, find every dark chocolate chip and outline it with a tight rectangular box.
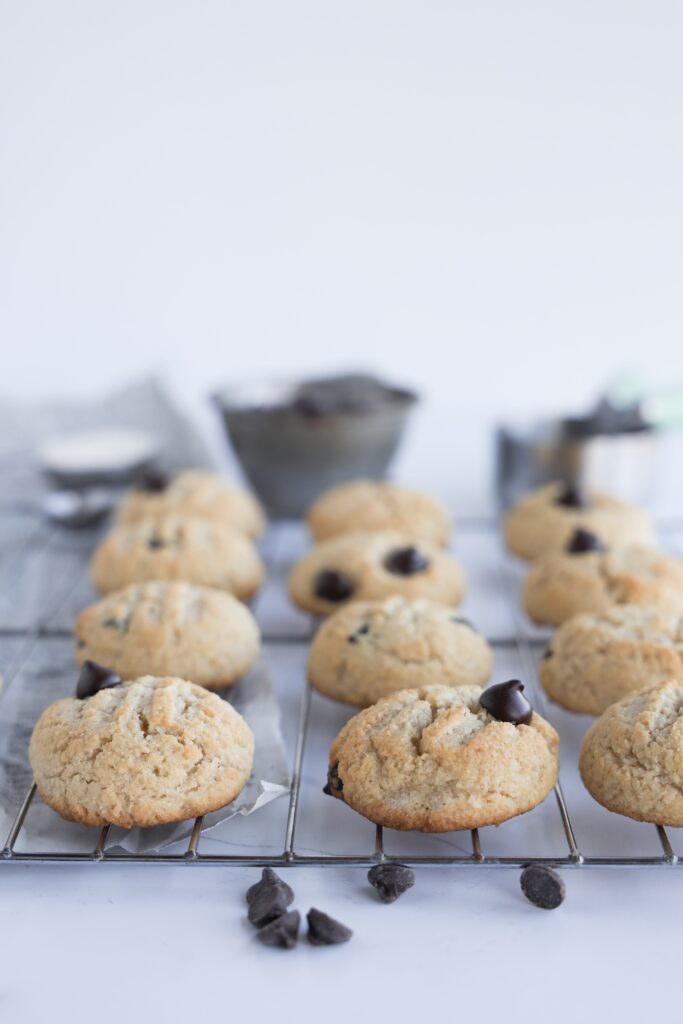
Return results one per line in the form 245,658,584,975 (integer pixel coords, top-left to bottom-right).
384,546,429,576
566,527,606,554
245,868,294,908
520,864,566,909
138,471,169,493
324,763,343,796
367,863,415,903
76,660,123,700
555,482,586,509
314,569,354,603
348,622,371,643
479,679,533,725
542,648,553,661
256,910,301,949
247,883,294,927
306,908,353,945
147,536,166,550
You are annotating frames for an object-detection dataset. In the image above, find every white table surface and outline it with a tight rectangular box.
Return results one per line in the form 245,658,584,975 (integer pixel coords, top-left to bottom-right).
3,497,683,1024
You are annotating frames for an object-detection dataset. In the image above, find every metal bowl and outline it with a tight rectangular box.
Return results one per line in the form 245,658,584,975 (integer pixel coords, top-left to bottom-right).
496,417,657,509
212,376,418,517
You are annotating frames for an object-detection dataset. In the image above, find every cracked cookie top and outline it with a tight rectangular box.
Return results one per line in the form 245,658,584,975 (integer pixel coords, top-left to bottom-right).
522,546,683,627
503,482,654,561
307,597,492,706
541,606,683,715
580,679,683,826
307,480,450,547
89,515,264,599
117,470,265,538
288,532,466,616
74,581,261,689
29,675,254,828
327,684,559,832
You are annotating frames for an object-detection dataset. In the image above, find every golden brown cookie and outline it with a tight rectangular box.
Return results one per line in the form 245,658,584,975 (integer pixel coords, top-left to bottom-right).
75,582,261,689
540,606,683,715
29,676,254,828
307,597,492,706
89,515,264,600
289,532,465,616
117,470,265,538
523,546,683,627
580,680,683,826
326,684,559,831
307,479,450,546
503,482,654,561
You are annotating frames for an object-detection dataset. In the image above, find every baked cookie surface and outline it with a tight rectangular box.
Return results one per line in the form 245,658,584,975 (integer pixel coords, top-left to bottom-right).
327,684,559,831
580,680,683,826
540,606,683,715
503,482,654,561
75,581,261,689
89,515,264,599
289,532,465,616
522,545,683,627
307,479,450,546
29,675,254,828
307,597,492,706
117,470,265,538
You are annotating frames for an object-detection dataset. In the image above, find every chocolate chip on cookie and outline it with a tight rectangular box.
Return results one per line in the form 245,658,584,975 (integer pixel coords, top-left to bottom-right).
479,680,533,726
75,660,122,700
347,622,370,643
555,482,586,508
566,527,606,554
384,546,429,576
138,470,169,493
323,762,344,796
314,569,354,603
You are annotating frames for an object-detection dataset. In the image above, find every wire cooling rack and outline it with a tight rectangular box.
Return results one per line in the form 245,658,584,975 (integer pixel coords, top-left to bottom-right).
2,514,683,871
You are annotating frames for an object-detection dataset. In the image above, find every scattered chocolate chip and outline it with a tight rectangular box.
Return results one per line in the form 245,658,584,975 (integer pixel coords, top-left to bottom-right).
324,763,343,796
348,623,370,643
314,569,354,603
480,679,533,726
555,482,586,509
542,648,553,661
138,471,169,493
76,660,122,700
566,527,606,554
384,546,429,576
367,863,415,903
307,908,353,945
247,882,294,927
256,910,301,949
147,536,166,550
520,864,565,909
246,868,294,908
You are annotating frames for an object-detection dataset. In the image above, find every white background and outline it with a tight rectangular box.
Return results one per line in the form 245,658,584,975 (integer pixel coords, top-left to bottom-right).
2,4,683,1022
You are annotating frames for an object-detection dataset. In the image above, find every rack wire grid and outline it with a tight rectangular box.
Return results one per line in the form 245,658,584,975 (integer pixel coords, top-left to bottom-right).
2,513,683,872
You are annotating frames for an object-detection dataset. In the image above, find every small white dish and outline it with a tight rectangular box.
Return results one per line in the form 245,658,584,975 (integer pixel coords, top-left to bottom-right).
38,428,160,485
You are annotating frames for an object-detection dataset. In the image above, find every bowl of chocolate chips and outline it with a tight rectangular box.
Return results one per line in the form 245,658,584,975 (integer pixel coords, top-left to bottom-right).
212,373,418,517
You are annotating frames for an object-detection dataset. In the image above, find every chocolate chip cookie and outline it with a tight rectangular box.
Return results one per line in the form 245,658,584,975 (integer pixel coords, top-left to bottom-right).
540,606,683,715
288,532,465,616
89,515,264,599
307,479,450,546
326,684,559,831
29,675,254,828
580,679,683,826
503,482,654,561
117,470,265,538
308,597,492,706
522,544,683,626
75,581,261,689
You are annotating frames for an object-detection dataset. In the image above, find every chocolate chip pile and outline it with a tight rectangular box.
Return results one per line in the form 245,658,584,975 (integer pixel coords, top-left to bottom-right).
246,868,353,950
